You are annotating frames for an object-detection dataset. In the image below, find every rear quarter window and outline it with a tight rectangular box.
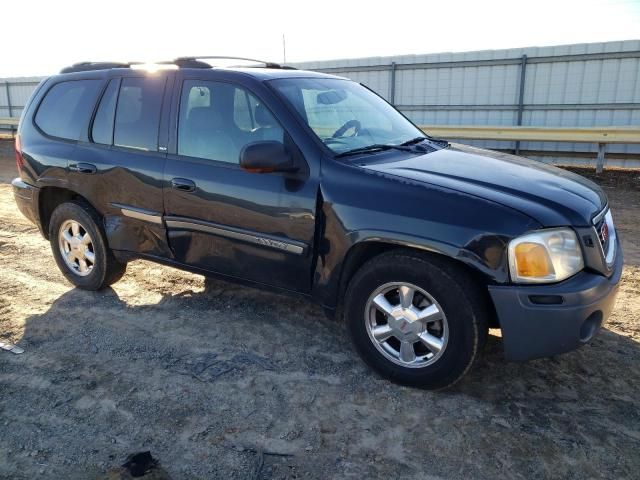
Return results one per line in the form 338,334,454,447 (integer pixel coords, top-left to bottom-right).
34,79,101,140
91,78,119,145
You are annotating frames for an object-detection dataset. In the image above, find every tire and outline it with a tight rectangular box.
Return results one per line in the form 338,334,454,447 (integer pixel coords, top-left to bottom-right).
344,250,488,389
49,200,126,290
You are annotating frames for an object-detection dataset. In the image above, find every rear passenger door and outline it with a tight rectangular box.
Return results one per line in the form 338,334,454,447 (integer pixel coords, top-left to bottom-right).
72,73,173,258
162,74,319,292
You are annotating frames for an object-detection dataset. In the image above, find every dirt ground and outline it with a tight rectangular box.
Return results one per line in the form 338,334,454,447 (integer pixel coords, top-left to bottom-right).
0,139,639,479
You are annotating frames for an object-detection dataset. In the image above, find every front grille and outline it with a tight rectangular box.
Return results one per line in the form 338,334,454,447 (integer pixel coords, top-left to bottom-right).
593,208,616,268
595,217,610,253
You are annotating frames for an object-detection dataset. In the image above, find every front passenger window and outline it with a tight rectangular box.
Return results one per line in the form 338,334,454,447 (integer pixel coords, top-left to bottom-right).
178,80,284,164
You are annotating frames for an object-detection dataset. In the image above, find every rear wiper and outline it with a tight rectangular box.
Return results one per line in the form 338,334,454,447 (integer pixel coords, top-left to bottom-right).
335,143,413,158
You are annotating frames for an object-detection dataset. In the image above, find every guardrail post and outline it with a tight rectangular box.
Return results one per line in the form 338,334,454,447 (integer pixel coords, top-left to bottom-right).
4,82,12,118
515,55,527,155
596,143,606,173
390,62,397,106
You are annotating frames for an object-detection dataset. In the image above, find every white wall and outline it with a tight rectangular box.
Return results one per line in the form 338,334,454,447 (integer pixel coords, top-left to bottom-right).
2,41,639,166
294,40,640,167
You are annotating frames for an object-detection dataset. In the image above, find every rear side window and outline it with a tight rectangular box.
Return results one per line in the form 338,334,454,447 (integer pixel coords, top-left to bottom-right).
114,76,165,151
35,80,101,140
91,79,119,145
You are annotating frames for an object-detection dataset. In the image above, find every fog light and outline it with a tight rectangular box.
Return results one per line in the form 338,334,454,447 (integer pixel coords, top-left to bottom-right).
580,311,603,342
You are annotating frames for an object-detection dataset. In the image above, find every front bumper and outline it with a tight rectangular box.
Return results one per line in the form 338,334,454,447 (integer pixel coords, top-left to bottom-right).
489,241,623,362
12,177,39,225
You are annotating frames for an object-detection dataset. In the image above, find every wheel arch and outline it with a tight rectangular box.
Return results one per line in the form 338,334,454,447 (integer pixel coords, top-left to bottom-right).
334,237,498,327
38,186,99,240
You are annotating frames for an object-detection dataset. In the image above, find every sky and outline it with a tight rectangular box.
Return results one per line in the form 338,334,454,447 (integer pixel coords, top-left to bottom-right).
2,0,639,77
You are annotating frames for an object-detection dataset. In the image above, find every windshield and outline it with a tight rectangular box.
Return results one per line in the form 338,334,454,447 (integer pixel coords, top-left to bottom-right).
271,78,425,155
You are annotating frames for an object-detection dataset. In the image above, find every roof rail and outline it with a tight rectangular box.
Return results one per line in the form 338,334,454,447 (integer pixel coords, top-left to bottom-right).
59,56,298,74
168,58,212,69
173,56,297,70
60,61,134,74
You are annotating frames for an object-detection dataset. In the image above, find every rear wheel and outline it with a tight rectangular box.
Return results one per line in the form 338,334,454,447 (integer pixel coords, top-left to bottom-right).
49,201,126,290
344,251,487,389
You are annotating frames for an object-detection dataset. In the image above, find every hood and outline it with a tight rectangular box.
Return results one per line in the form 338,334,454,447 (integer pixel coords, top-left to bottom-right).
359,143,606,227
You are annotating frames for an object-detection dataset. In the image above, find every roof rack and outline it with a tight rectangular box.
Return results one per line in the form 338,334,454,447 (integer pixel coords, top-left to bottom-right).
60,56,297,74
166,58,212,69
172,56,297,70
60,61,136,74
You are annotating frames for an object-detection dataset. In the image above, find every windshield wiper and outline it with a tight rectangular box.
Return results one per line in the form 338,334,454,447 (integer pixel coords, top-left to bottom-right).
335,143,413,158
401,136,449,148
400,137,428,146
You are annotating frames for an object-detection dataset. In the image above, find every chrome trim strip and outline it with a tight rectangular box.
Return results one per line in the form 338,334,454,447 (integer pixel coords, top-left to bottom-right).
11,178,34,190
590,206,617,271
600,210,617,269
111,203,163,225
165,218,306,255
592,204,609,225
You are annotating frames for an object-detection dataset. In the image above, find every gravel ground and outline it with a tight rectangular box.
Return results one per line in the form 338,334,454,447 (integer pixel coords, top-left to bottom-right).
1,141,639,479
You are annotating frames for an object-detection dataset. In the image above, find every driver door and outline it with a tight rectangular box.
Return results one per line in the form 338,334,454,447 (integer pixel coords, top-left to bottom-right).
162,75,318,293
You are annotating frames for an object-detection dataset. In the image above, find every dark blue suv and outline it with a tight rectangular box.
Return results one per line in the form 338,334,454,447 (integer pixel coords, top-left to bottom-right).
12,57,622,388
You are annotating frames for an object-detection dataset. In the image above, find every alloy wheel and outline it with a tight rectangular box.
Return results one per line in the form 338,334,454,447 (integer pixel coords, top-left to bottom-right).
365,282,449,368
58,219,96,277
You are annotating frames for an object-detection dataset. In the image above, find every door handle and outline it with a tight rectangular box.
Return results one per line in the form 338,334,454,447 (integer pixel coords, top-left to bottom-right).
171,178,196,193
69,162,97,174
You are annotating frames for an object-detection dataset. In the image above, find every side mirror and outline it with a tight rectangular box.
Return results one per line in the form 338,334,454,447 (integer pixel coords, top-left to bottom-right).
240,141,298,173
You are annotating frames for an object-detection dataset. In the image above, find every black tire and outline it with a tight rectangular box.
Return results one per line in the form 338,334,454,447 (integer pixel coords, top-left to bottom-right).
344,250,488,389
49,200,126,290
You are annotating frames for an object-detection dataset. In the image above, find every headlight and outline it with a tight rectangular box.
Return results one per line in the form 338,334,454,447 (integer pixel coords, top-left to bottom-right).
508,228,584,283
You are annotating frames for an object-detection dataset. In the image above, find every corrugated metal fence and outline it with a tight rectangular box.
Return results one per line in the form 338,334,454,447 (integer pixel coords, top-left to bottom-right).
294,40,640,168
1,41,639,167
0,77,42,119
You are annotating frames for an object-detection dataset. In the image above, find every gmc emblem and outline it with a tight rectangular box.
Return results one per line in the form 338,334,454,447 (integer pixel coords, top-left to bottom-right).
601,222,609,244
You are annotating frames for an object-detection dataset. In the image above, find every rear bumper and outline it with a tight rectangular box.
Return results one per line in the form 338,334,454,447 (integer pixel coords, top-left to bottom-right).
489,242,623,362
12,177,39,225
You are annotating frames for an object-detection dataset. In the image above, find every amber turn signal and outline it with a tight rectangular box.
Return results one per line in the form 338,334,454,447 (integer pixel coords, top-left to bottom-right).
513,242,554,278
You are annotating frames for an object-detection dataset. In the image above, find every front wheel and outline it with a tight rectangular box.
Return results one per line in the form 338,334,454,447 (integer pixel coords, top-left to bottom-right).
344,251,488,389
49,201,126,290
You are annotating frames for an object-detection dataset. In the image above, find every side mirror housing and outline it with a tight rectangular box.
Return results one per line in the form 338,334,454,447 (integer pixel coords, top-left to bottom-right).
240,141,298,173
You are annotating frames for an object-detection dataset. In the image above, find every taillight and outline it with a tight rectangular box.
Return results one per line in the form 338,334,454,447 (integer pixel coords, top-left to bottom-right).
15,134,24,173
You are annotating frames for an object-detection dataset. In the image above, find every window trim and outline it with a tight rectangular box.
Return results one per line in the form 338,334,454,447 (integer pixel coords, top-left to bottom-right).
244,89,255,128
32,78,103,144
89,77,121,146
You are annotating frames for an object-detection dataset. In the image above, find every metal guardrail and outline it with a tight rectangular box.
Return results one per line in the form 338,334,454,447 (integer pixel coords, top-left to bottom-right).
420,125,640,173
1,118,637,172
311,49,640,157
0,117,18,139
420,125,640,143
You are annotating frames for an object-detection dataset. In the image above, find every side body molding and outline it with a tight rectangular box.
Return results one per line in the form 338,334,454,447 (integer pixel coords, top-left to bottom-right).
164,216,307,255
108,205,308,256
111,203,163,225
